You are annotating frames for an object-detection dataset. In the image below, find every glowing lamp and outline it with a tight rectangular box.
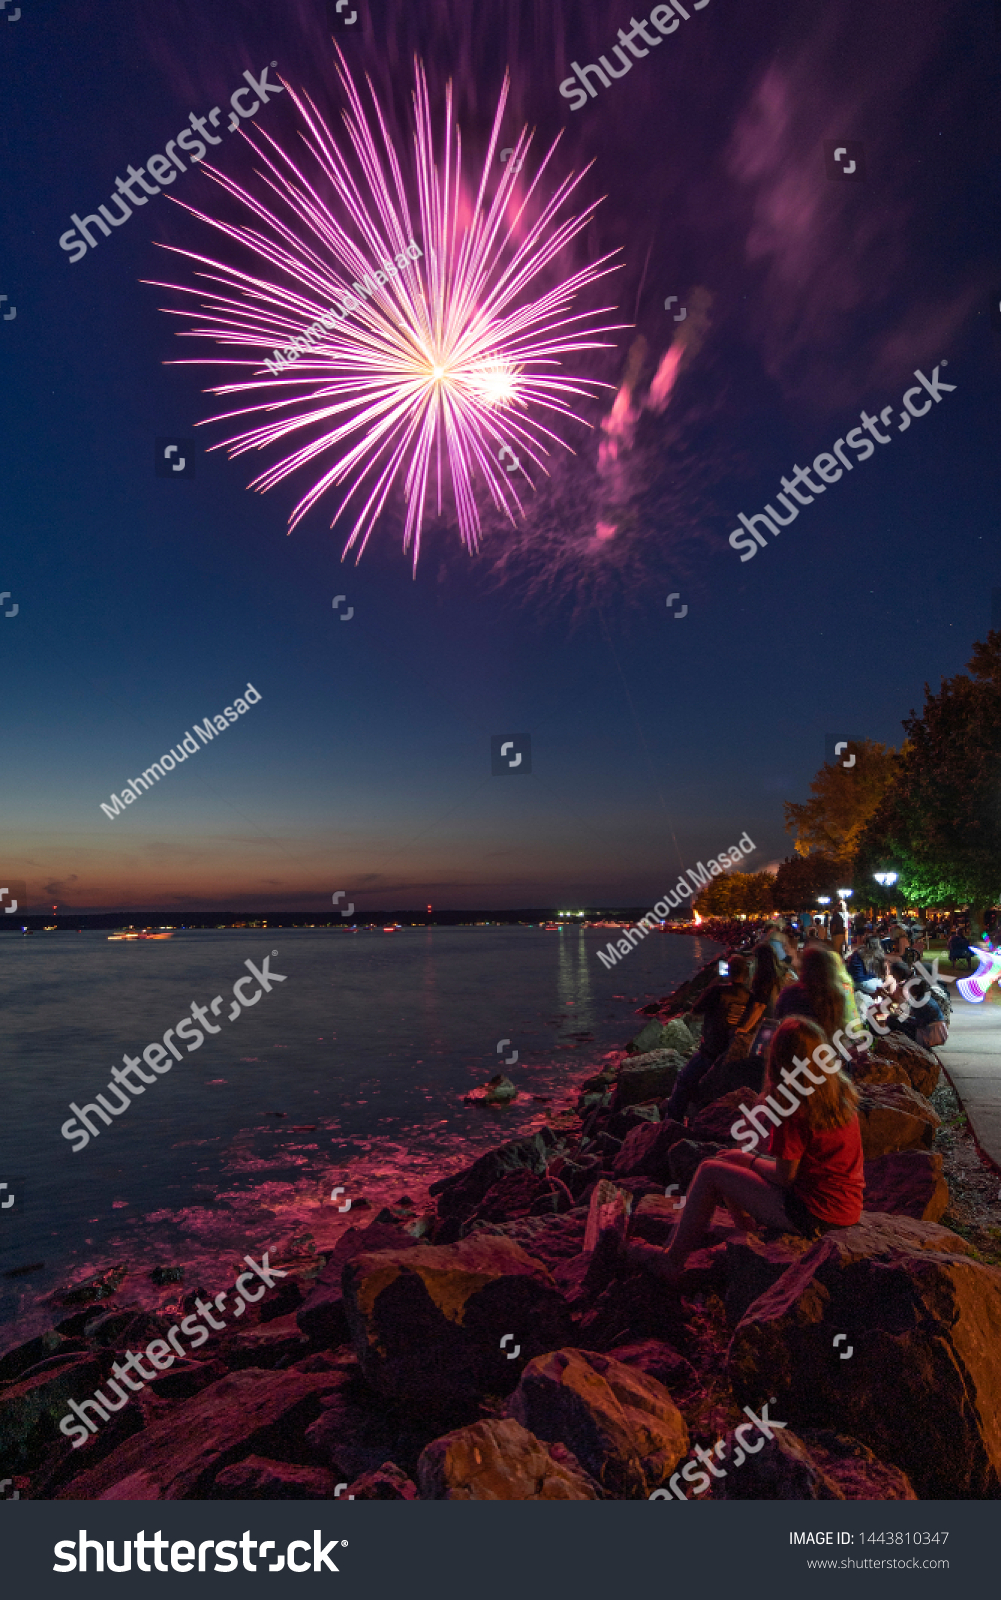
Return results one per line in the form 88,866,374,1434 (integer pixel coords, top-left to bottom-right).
817,896,831,905
837,888,853,898
873,872,898,887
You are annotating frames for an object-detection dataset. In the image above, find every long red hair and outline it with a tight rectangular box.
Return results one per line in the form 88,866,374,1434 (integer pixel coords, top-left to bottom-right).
763,1016,858,1132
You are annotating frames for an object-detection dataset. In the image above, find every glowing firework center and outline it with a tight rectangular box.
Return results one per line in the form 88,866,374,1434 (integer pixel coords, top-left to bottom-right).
155,58,623,566
264,241,424,375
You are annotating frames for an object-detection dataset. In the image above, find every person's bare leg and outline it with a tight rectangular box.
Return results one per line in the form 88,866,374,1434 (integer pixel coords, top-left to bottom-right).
628,1160,792,1283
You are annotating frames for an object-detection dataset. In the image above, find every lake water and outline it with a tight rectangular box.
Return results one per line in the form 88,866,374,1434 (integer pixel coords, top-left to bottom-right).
0,925,721,1354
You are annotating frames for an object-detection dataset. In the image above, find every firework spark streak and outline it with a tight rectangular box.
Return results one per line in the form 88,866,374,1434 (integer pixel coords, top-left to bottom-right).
148,54,625,568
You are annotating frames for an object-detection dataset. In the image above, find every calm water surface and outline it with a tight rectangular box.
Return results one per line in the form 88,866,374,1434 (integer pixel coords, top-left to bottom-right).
0,926,720,1352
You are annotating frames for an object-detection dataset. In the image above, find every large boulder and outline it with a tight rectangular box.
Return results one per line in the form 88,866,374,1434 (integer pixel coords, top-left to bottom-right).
605,1339,701,1409
613,1051,684,1109
55,1367,343,1499
713,1426,916,1500
465,1170,558,1226
305,1365,428,1484
465,1212,587,1272
297,1222,418,1346
857,1083,939,1158
722,1233,814,1328
508,1347,689,1498
851,1051,910,1088
417,1417,598,1499
605,1102,660,1142
340,1237,570,1408
0,1331,88,1384
0,1354,105,1475
867,1032,940,1097
612,1118,687,1182
428,1133,551,1231
628,1020,671,1055
798,1430,918,1499
668,1139,725,1192
578,1181,633,1297
687,1090,750,1145
628,1019,696,1060
863,1151,950,1222
628,1193,686,1247
219,1314,308,1372
661,1018,699,1060
726,1218,1001,1499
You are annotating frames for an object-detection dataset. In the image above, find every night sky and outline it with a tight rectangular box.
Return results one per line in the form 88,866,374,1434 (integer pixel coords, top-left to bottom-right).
1,0,996,913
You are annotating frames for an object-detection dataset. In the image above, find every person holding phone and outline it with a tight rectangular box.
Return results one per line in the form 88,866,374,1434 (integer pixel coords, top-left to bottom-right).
666,953,752,1122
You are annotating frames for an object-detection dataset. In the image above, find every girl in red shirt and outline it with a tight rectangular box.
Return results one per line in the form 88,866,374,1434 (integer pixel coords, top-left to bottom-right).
626,1017,863,1284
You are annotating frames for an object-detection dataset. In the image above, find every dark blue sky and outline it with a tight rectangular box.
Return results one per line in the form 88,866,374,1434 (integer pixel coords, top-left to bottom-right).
1,0,997,911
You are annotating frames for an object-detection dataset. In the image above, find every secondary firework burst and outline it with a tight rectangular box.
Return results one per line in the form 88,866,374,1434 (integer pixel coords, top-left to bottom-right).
149,54,625,568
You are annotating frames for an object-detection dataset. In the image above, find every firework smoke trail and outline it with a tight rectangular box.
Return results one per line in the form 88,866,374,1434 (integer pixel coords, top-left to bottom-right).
148,54,626,569
475,284,724,624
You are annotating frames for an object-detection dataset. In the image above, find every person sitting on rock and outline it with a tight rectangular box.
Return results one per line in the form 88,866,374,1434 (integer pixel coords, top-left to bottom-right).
846,936,886,996
883,960,948,1048
625,1017,864,1284
666,954,752,1123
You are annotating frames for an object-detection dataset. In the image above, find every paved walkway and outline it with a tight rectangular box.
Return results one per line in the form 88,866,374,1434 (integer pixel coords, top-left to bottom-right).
938,997,1001,1169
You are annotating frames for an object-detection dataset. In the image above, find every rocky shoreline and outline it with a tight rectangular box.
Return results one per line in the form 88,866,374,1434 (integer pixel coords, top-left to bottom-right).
2,948,1000,1502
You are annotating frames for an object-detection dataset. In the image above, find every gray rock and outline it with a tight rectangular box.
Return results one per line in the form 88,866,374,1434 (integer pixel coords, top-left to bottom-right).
612,1118,687,1182
613,1050,684,1109
668,1138,724,1192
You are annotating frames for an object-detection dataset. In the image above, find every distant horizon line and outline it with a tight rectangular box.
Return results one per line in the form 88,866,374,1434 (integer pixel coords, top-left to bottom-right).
5,905,714,927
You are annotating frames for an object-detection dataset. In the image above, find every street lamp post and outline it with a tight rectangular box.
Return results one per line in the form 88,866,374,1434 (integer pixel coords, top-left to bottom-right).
873,872,898,922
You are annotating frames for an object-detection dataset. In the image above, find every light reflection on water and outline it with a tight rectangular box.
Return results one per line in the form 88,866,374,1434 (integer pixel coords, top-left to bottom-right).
0,926,719,1352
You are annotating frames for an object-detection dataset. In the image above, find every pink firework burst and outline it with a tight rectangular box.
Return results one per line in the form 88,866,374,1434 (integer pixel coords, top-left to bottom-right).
149,55,626,569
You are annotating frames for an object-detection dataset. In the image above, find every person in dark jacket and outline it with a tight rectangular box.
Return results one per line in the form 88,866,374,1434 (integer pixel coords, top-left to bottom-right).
948,931,974,971
884,960,947,1045
667,954,751,1122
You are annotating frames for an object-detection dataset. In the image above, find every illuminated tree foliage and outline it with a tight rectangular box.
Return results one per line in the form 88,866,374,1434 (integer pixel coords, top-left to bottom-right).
856,633,1001,930
693,870,776,917
783,739,898,860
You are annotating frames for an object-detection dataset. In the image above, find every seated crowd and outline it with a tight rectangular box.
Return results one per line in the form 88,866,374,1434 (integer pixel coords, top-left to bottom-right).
631,914,951,1285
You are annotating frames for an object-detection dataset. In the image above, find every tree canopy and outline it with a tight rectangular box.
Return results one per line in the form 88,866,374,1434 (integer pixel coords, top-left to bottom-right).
771,853,846,910
693,870,776,916
856,633,1001,921
783,739,899,859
